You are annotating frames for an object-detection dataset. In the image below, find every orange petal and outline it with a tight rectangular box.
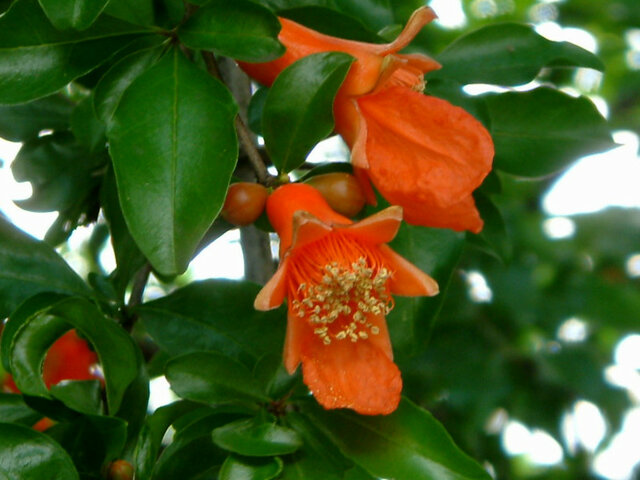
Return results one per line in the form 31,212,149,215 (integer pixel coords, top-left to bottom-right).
402,192,484,234
343,206,402,245
254,258,289,311
301,334,401,415
283,308,308,373
355,86,493,231
379,245,439,296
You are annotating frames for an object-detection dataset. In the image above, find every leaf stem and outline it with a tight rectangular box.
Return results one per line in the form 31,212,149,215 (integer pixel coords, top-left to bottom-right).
201,51,276,186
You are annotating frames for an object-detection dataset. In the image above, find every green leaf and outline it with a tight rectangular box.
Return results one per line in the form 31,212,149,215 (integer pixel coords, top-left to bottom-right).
0,0,148,104
165,352,269,405
387,225,465,356
93,43,165,125
179,0,284,62
50,380,103,415
70,95,106,153
100,167,147,300
219,455,283,480
262,52,353,173
212,415,302,456
107,47,238,275
135,401,201,480
0,422,79,479
300,398,491,480
0,218,90,318
0,94,73,142
151,408,243,479
136,280,286,365
103,0,153,26
431,23,604,86
486,87,615,177
5,297,139,413
247,86,269,136
0,393,42,426
279,6,379,42
38,0,109,30
281,411,352,480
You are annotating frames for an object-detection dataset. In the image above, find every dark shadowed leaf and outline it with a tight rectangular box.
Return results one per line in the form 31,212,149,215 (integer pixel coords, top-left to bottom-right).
0,393,42,426
0,0,148,104
300,398,491,480
431,23,604,86
70,95,106,153
486,88,615,177
0,423,79,479
0,95,73,142
262,52,353,173
179,0,284,62
107,47,238,275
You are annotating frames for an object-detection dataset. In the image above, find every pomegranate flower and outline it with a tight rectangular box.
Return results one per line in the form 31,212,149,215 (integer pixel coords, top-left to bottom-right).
240,8,494,233
254,184,438,415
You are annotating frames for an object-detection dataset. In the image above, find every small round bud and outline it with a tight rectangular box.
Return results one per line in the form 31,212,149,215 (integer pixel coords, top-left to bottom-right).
221,182,269,226
107,460,134,480
306,173,366,217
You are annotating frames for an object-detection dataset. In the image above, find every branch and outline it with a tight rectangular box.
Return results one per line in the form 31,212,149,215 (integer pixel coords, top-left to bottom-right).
201,51,276,186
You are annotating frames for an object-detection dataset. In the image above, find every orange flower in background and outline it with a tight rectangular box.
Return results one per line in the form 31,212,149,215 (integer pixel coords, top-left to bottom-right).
255,183,438,415
240,8,494,233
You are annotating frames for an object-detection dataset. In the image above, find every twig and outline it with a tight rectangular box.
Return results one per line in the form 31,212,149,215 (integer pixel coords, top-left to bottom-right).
201,51,275,186
128,263,151,308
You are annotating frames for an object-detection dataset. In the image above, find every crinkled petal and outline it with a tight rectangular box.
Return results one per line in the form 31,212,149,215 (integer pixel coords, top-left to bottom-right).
301,326,401,415
354,86,493,232
374,7,437,56
283,307,306,373
379,245,439,296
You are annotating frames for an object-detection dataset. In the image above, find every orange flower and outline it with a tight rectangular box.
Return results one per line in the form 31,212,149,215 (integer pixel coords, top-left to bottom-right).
254,183,438,414
240,8,494,233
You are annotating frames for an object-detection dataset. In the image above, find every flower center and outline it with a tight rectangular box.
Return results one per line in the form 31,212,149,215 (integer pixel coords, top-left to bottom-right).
291,256,393,345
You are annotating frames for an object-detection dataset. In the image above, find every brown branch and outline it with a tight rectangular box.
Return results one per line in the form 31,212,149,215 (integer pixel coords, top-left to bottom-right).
201,51,276,186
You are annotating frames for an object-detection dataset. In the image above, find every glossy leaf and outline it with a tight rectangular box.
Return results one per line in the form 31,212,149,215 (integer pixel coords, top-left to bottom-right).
49,380,103,416
0,423,79,479
219,455,283,480
0,393,42,426
38,0,109,30
0,0,147,104
93,43,166,125
486,88,615,177
103,0,153,26
262,52,353,173
136,280,285,365
107,47,238,275
431,23,604,86
5,297,139,413
279,6,379,42
300,398,491,480
0,94,73,142
212,416,302,456
387,224,465,356
165,352,269,405
0,218,90,319
179,0,284,62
